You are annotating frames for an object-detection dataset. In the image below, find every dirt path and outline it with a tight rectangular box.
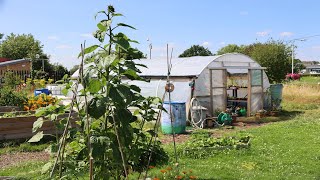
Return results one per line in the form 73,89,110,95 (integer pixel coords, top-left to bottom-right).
0,151,49,169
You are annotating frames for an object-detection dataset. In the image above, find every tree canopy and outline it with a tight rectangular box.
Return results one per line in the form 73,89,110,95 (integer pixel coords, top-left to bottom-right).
216,40,293,83
0,33,69,81
179,45,213,57
216,44,245,55
0,33,45,60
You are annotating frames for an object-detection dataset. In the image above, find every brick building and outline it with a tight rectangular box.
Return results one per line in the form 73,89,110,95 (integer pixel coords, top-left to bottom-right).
0,59,31,82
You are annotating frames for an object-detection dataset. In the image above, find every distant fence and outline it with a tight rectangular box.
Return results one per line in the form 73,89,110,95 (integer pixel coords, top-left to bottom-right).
0,112,78,141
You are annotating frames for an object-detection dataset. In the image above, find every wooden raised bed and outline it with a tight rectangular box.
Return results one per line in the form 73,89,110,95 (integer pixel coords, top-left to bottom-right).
0,112,78,141
0,106,21,112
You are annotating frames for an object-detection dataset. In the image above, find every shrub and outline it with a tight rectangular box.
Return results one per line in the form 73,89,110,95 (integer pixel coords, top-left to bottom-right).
0,87,27,108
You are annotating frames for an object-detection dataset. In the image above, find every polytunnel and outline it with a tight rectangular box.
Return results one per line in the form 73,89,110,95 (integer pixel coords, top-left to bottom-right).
71,53,271,117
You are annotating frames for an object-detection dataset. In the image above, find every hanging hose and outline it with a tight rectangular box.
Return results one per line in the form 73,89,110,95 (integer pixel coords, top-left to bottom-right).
189,97,206,128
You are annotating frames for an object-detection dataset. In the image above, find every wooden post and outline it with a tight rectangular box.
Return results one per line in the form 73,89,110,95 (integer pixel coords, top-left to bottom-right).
261,70,264,110
223,69,227,110
247,69,252,116
209,69,213,116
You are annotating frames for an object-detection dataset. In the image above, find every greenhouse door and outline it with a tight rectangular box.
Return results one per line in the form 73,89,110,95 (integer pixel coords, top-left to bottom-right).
248,69,264,115
209,69,227,116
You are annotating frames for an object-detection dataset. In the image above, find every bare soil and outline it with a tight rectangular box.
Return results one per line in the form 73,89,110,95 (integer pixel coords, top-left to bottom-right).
0,151,49,169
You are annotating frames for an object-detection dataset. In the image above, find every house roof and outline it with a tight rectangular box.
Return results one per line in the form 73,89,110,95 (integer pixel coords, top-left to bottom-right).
0,59,30,67
306,65,320,69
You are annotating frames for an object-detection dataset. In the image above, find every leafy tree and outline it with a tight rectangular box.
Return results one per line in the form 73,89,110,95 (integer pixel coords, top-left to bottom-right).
216,44,245,55
0,33,44,60
217,41,293,83
69,65,79,75
246,40,291,83
179,45,213,57
0,33,3,41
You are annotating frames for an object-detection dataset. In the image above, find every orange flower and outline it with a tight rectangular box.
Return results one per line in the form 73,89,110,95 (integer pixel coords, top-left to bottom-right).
153,178,160,180
166,166,172,171
149,166,155,169
176,175,183,179
160,169,167,173
182,171,187,174
189,176,197,179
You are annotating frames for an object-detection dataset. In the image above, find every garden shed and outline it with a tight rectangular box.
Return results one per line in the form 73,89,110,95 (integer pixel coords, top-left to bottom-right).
71,53,270,117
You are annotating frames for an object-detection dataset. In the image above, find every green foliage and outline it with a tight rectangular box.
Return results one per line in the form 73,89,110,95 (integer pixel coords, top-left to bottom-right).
248,40,291,83
181,131,251,158
69,65,79,76
0,87,27,108
179,45,213,57
30,103,68,143
41,5,168,179
216,44,246,55
0,33,44,60
4,71,21,89
217,40,292,83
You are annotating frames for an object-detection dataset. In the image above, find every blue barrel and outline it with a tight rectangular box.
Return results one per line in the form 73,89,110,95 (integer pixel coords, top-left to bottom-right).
161,102,186,134
34,88,50,96
269,84,283,107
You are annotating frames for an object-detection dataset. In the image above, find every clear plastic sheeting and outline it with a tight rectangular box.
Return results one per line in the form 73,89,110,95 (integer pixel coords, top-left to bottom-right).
126,79,192,103
70,53,272,116
251,70,262,86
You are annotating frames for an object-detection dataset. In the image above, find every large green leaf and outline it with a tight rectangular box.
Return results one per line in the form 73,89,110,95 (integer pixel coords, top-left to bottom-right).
116,38,130,50
117,23,136,30
109,85,125,106
97,22,106,31
88,97,107,119
28,131,44,143
88,79,101,93
116,108,132,125
32,117,44,133
122,69,141,80
112,13,123,17
130,85,141,93
78,45,99,57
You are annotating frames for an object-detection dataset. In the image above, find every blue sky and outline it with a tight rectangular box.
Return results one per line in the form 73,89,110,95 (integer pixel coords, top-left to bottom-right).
1,0,320,69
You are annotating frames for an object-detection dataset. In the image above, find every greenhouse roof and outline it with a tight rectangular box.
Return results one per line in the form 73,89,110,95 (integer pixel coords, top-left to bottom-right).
135,55,221,77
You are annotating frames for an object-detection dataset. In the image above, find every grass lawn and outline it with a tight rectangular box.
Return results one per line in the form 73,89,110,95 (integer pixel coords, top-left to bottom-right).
1,78,320,179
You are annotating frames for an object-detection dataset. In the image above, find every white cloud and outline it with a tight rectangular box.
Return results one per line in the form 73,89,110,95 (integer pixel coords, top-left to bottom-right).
280,31,294,37
80,33,94,39
56,45,72,49
240,11,249,16
256,30,271,37
47,36,58,40
220,42,226,45
201,41,210,47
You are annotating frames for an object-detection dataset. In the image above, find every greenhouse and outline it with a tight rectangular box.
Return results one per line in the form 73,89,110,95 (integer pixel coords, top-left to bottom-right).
127,53,270,117
71,53,270,117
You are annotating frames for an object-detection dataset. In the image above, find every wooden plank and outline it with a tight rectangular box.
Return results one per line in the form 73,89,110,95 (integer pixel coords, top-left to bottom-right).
223,69,227,110
261,69,264,110
247,69,252,116
0,113,78,140
209,69,213,116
